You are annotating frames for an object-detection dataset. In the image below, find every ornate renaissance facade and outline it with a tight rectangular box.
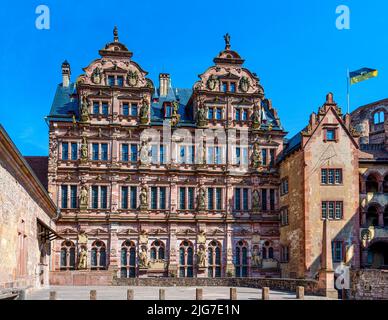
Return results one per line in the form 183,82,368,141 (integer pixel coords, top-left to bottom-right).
47,28,286,280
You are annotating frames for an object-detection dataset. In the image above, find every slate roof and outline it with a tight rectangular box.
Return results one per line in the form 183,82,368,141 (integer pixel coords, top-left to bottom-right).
24,156,49,190
47,83,78,122
277,132,302,162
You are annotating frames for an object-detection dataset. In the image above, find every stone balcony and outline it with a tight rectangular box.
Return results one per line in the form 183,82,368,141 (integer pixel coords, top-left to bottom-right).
360,192,388,208
360,226,388,245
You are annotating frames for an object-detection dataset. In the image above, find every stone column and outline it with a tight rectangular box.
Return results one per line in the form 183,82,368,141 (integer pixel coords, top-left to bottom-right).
225,223,234,277
109,223,119,277
170,177,177,218
168,223,178,277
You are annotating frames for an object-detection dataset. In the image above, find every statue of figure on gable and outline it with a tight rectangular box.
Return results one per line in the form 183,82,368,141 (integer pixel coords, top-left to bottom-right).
252,105,261,129
196,187,206,211
171,100,181,126
80,95,90,122
139,187,148,210
251,142,262,169
79,185,88,209
252,189,260,212
196,104,208,128
139,140,151,166
80,137,88,161
140,98,150,124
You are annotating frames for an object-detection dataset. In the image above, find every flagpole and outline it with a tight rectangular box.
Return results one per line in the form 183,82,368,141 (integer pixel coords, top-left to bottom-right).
347,68,350,114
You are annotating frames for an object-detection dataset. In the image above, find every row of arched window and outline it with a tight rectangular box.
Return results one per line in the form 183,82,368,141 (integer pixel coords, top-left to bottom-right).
60,239,274,278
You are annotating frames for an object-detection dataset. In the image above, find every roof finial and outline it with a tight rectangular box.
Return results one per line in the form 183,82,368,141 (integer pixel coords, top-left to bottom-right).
113,26,119,42
224,33,231,50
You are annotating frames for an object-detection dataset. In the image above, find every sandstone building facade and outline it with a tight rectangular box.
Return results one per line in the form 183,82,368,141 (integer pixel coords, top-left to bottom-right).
47,29,286,281
0,125,58,292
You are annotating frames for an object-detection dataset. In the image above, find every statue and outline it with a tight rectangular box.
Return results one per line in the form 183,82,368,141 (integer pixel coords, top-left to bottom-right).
139,187,148,210
197,247,206,268
206,75,218,91
196,105,208,127
171,100,181,126
127,70,139,87
197,230,206,244
224,33,231,50
80,95,90,122
239,76,250,93
251,247,261,268
196,187,206,211
79,185,88,209
140,99,149,124
251,142,262,169
78,247,87,270
139,140,151,166
80,137,88,161
252,106,261,129
91,67,102,84
252,189,260,212
139,247,149,268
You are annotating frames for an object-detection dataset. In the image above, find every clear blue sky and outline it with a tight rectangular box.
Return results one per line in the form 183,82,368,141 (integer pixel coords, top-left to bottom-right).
0,0,387,155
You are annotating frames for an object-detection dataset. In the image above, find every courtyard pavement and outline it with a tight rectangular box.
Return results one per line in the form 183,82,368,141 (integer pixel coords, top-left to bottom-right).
26,286,335,300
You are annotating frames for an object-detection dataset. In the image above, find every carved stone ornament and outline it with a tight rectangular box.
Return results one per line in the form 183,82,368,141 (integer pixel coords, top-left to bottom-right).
78,231,88,244
252,189,260,211
78,247,88,270
139,187,149,210
196,187,206,211
139,247,149,268
206,75,218,91
197,230,206,244
80,95,90,122
139,230,148,244
196,105,208,127
197,246,206,268
251,142,262,169
127,70,139,87
252,105,261,129
171,100,181,126
91,67,103,84
79,185,88,209
239,76,250,93
140,99,150,124
139,140,151,166
80,137,88,161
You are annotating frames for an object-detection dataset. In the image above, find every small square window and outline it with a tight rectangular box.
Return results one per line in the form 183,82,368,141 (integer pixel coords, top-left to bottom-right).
326,129,336,141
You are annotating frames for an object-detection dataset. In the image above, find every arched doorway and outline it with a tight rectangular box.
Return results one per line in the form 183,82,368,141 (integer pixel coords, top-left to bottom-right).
368,241,388,269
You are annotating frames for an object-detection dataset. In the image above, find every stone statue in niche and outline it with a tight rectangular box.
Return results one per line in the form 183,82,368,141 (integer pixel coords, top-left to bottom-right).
78,247,88,270
251,142,262,169
139,187,148,210
127,70,138,87
139,140,151,166
206,75,218,91
80,137,88,161
79,185,88,209
197,246,206,268
251,247,261,268
139,247,149,268
196,187,206,211
196,105,208,127
91,67,102,84
252,105,261,129
80,95,90,122
171,100,181,126
140,99,150,124
239,76,250,93
252,189,260,212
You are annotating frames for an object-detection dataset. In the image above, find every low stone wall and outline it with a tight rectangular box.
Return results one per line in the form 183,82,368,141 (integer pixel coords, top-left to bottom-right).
350,269,388,300
50,271,115,286
115,277,319,295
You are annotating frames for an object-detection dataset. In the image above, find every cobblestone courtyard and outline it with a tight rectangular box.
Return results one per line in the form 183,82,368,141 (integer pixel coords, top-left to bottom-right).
27,286,334,300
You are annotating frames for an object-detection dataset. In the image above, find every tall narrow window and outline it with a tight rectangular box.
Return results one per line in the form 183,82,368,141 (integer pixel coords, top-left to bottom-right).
230,82,236,92
332,241,344,262
71,143,78,160
92,143,99,161
93,102,99,114
70,185,77,208
102,102,108,115
208,108,214,120
131,103,138,117
122,144,129,162
188,187,194,210
159,187,166,210
101,143,108,161
130,144,138,162
117,76,124,87
108,76,115,86
61,185,68,208
92,186,98,209
208,188,214,210
151,145,158,164
62,143,69,160
262,149,267,166
235,240,248,277
269,149,275,166
235,147,241,165
121,186,128,209
235,188,241,211
208,241,222,278
235,109,241,121
122,103,129,116
216,188,222,210
243,188,249,211
270,189,275,211
188,145,195,164
179,241,194,277
262,189,267,211
121,240,136,278
241,148,248,165
130,186,137,209
216,108,222,120
215,147,222,164
207,146,214,164
151,187,157,210
180,187,186,210
179,146,186,164
160,145,165,164
91,240,106,270
100,186,108,209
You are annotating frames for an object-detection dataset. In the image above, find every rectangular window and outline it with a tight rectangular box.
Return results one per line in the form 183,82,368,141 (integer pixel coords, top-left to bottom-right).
322,201,343,220
207,146,214,164
281,179,289,195
215,147,222,164
102,102,108,115
117,76,124,87
159,187,166,210
270,189,275,211
235,147,241,165
222,82,228,92
208,108,214,120
188,146,195,164
179,146,186,164
335,202,343,219
332,241,344,262
216,108,222,120
122,144,129,162
131,103,138,117
262,149,268,166
151,145,158,164
62,143,69,160
235,188,241,211
335,169,343,184
151,187,157,210
188,187,194,210
121,186,128,209
130,144,138,162
101,143,108,161
70,185,77,208
243,188,249,211
235,109,241,121
130,186,137,209
100,186,108,209
92,186,99,209
326,129,336,141
122,103,129,116
241,148,248,165
269,149,275,167
108,76,115,86
160,145,165,164
180,187,186,210
241,110,248,121
71,143,78,160
93,102,99,114
208,188,214,210
216,188,222,210
230,82,236,92
321,169,327,184
322,202,327,219
92,143,99,161
262,189,267,211
328,169,334,184
328,201,334,219
61,185,68,209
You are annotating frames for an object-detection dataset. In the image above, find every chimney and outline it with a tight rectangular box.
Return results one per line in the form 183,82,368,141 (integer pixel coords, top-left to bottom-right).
62,60,71,88
159,73,170,97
